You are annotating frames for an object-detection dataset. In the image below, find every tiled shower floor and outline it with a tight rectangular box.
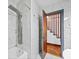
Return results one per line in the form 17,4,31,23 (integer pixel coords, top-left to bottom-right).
8,47,28,59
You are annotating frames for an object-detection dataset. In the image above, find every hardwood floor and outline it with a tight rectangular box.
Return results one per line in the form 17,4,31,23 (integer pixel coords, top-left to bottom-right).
47,43,61,57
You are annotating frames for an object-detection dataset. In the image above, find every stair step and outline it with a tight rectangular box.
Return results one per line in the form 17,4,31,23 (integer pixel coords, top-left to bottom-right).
47,30,61,45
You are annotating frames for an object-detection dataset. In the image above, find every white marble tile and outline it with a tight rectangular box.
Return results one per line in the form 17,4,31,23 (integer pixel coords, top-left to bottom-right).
8,47,28,59
44,53,62,59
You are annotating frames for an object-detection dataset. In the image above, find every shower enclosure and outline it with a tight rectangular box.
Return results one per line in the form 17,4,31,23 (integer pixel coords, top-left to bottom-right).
8,5,28,59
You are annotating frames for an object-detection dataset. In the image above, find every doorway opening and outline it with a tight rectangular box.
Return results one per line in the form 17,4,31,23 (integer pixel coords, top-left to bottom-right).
43,9,64,58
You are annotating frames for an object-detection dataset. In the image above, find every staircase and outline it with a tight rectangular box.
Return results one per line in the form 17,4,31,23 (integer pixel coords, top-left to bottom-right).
47,30,61,45
46,13,62,57
47,13,61,45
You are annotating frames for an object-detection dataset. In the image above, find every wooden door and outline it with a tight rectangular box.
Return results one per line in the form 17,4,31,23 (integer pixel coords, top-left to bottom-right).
43,11,47,55
39,10,47,59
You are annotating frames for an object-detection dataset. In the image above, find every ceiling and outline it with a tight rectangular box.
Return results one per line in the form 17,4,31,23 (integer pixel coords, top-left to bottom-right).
8,0,20,6
35,0,64,8
8,0,71,19
35,0,71,18
8,0,31,7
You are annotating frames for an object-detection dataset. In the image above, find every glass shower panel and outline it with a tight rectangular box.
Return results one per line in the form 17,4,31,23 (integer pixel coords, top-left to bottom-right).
8,6,23,59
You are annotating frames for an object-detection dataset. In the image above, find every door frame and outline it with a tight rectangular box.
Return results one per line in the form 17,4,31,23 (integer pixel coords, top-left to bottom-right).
43,9,64,58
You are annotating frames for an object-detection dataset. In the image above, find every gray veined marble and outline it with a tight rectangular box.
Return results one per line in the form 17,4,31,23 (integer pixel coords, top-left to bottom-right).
8,5,23,57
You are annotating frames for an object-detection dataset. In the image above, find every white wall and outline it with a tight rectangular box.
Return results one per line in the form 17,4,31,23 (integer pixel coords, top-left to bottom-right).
64,18,71,49
31,0,41,59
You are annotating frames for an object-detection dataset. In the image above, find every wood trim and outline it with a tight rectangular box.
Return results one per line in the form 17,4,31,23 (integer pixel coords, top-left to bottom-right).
46,9,64,16
47,43,61,46
43,10,47,16
43,10,47,53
